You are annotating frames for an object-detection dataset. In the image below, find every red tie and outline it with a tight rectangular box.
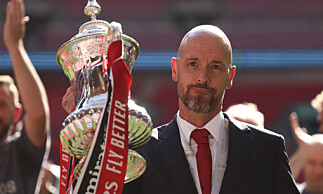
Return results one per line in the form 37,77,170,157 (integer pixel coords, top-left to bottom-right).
191,129,212,194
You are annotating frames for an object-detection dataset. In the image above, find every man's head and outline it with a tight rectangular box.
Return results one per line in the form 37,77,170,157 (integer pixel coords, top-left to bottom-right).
171,25,236,116
0,75,21,143
303,134,323,193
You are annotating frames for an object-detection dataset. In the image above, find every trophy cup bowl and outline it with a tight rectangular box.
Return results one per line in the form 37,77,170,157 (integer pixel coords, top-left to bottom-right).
57,0,152,184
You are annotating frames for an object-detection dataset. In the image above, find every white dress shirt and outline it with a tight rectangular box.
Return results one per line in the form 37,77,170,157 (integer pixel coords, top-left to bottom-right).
176,111,225,194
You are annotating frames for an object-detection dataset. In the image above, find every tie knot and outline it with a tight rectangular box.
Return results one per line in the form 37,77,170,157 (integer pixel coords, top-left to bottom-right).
191,129,210,145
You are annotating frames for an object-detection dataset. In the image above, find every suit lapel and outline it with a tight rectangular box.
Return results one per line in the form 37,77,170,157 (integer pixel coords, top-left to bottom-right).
220,114,252,194
158,117,198,194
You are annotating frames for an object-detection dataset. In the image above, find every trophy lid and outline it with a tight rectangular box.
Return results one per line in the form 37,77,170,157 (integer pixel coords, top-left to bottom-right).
56,0,139,82
74,1,111,41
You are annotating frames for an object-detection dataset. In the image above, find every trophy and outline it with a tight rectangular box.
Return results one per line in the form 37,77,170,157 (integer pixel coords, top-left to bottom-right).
56,0,152,192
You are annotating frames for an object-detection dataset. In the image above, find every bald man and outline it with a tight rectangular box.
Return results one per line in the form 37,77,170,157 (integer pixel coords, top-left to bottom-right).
297,135,323,194
124,25,298,193
289,114,323,194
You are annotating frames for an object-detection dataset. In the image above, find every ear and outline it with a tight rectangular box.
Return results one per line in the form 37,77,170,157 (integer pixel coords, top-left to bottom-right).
13,103,22,123
226,65,236,89
171,57,178,82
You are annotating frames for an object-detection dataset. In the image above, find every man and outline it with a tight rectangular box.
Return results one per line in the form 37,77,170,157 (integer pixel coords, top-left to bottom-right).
122,25,299,194
294,134,323,194
289,90,323,181
0,0,50,193
289,97,323,194
61,25,299,193
289,115,323,194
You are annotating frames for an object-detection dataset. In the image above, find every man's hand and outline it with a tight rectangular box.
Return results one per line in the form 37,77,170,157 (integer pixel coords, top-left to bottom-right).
3,0,29,49
288,112,312,180
62,86,76,114
289,112,312,146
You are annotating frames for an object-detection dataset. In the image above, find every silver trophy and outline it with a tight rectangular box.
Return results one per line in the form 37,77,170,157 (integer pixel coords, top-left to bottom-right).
56,0,152,183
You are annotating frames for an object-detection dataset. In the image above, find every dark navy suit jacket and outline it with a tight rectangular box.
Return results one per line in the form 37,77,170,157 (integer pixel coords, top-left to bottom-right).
123,113,300,194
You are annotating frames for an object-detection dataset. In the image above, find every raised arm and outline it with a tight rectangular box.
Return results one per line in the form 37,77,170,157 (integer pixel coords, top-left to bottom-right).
3,0,49,148
288,112,311,180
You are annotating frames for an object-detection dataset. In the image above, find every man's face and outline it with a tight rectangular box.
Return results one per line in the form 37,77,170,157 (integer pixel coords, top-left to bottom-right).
304,143,323,192
0,85,15,142
172,33,235,114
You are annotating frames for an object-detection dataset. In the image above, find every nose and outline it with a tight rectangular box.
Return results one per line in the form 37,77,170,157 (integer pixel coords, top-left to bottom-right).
197,69,209,85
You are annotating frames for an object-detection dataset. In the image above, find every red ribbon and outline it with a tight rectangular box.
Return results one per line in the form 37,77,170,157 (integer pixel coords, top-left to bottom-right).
59,144,72,194
96,45,131,193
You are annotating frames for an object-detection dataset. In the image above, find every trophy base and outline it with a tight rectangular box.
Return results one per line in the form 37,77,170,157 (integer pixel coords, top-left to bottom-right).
125,149,146,183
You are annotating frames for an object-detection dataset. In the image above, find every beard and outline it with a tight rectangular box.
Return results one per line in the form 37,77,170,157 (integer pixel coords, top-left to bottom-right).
0,118,13,142
178,83,224,114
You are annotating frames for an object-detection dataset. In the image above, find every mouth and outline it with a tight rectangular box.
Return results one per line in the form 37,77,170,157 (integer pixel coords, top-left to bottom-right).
189,85,215,95
191,87,210,94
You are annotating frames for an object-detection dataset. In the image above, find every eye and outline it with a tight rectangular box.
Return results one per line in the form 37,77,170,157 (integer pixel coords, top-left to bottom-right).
188,61,197,67
210,63,224,71
212,64,220,69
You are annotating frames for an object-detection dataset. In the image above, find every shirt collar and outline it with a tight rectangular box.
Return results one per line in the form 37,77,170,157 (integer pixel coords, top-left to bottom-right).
176,111,223,143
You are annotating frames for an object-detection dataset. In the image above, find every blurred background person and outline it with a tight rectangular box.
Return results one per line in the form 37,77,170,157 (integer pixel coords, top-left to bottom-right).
287,90,323,193
288,131,323,194
0,0,50,193
225,102,264,127
297,135,323,194
289,90,323,180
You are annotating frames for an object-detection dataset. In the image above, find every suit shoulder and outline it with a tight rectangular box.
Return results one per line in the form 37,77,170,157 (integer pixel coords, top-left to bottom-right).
250,125,284,141
139,123,168,150
226,113,284,140
243,124,286,149
230,117,284,143
151,124,168,139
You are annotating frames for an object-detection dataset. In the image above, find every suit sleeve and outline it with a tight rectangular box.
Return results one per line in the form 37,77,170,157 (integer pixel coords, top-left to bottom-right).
274,136,300,194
